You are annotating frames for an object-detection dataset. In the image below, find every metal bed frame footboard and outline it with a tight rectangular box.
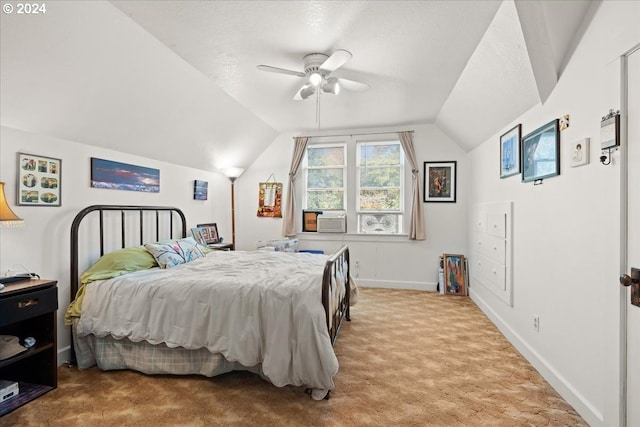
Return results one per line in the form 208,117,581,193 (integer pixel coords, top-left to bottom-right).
322,245,351,345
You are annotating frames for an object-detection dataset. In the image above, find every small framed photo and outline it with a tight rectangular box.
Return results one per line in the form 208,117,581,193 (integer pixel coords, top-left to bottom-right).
443,253,466,295
423,161,456,203
302,210,323,232
569,138,590,167
500,124,521,178
196,223,219,245
191,227,207,246
521,119,560,183
194,180,208,200
17,153,62,206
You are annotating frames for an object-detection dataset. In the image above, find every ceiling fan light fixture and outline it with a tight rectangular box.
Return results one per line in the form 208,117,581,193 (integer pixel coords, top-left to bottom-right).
309,72,322,87
322,77,340,95
300,85,316,100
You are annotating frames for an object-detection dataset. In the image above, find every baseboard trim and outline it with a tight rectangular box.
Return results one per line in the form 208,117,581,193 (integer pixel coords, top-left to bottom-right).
357,279,436,292
470,289,603,427
58,345,72,367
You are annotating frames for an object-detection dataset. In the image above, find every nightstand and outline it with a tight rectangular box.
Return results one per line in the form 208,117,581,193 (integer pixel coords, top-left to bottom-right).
0,279,58,416
208,242,234,251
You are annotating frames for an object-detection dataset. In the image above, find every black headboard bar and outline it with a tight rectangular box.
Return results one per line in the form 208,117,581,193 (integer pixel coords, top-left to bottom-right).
139,209,144,245
70,205,187,299
99,210,105,257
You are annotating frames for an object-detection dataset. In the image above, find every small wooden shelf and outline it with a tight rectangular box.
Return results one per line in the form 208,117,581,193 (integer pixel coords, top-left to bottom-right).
0,279,58,417
0,382,54,417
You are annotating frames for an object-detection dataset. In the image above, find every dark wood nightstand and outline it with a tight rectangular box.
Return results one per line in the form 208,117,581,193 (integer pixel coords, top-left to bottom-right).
0,279,58,416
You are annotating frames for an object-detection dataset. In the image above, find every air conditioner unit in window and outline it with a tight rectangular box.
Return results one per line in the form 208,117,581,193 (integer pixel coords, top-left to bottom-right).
316,214,346,233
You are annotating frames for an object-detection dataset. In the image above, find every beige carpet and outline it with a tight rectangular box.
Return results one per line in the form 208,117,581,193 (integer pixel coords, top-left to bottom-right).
2,288,587,426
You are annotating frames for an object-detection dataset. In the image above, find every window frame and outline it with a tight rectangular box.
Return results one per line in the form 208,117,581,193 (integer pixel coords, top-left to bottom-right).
302,142,347,212
300,136,410,236
355,140,405,234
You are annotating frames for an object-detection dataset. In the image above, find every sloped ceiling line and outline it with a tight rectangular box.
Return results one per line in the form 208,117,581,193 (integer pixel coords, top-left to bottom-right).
513,0,558,104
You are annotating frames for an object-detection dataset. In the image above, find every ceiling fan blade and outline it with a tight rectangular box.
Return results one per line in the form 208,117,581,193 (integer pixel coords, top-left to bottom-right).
256,65,306,77
319,49,352,73
336,77,369,92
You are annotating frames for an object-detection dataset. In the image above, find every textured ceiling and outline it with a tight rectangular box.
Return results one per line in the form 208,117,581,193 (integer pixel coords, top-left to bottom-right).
0,1,597,172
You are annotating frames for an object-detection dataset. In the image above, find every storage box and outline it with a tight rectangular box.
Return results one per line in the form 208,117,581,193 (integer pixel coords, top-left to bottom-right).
0,380,19,402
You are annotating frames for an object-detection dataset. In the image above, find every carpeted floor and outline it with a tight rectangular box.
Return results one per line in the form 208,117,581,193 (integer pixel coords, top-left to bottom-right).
1,288,587,426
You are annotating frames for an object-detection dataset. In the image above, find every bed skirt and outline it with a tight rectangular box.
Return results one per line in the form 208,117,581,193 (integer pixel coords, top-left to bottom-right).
73,323,262,378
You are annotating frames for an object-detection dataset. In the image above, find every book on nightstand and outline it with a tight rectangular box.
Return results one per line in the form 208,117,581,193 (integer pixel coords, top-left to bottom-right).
0,380,19,403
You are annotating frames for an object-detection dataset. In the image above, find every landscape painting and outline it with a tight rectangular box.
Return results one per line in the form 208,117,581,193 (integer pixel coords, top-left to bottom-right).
91,157,160,192
194,180,208,200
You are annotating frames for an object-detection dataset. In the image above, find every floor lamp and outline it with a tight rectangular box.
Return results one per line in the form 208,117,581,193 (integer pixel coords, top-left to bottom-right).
222,168,244,250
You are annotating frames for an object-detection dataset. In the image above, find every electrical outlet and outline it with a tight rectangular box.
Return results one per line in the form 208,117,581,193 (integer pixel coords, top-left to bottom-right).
533,315,540,332
354,260,360,278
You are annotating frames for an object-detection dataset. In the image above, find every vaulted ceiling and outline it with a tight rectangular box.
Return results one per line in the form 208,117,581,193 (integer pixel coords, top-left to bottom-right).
0,1,597,172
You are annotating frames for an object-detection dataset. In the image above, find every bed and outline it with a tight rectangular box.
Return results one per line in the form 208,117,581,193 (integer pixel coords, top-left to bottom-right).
67,205,351,400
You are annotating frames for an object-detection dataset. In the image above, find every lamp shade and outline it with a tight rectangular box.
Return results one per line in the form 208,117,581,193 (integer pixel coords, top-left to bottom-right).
222,167,245,180
321,77,340,95
0,182,24,227
309,72,322,87
300,84,316,100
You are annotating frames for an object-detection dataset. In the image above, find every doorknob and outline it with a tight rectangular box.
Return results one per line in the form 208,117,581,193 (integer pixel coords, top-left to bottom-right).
620,274,639,287
621,267,640,308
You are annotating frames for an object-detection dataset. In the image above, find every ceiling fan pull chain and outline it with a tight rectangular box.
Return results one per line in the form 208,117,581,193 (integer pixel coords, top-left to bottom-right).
316,89,321,128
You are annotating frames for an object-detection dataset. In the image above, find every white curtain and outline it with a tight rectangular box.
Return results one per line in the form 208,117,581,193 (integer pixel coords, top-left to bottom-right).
399,131,426,240
282,136,310,236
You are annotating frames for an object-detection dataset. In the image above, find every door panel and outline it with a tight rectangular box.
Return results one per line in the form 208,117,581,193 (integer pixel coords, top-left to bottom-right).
626,47,639,427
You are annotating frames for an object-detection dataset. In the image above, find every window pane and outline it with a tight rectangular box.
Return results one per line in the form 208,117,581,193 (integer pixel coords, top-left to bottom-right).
360,144,400,166
308,168,344,188
360,166,400,187
307,190,344,210
359,213,401,234
360,189,400,210
308,146,344,167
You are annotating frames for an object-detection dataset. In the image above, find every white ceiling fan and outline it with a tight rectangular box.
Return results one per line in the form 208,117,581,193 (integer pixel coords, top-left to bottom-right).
257,49,369,100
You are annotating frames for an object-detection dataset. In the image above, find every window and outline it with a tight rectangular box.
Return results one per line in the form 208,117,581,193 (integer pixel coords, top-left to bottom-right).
357,141,403,233
302,138,405,234
304,144,346,210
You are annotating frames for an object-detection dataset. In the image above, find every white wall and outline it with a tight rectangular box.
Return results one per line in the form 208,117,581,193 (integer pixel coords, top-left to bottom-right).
468,2,639,426
0,125,231,363
235,124,469,291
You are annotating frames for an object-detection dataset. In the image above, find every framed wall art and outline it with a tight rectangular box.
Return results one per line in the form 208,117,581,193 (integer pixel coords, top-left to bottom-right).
423,161,456,203
17,153,62,206
500,124,521,178
194,180,208,200
257,179,283,218
443,253,467,296
569,137,590,167
91,157,160,192
521,119,560,183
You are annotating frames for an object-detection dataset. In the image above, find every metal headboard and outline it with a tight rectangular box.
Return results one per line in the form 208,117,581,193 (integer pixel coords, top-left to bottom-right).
70,205,187,298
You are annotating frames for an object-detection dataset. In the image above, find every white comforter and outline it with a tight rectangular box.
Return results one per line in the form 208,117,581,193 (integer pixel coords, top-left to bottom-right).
76,250,339,394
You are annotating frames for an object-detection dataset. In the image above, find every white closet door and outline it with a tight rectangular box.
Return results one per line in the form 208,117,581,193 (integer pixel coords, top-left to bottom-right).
624,46,640,427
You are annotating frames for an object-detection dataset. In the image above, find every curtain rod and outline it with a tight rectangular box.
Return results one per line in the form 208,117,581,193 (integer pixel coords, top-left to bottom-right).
294,130,414,139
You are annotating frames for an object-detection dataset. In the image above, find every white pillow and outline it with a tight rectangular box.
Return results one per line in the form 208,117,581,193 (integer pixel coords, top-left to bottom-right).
144,237,205,269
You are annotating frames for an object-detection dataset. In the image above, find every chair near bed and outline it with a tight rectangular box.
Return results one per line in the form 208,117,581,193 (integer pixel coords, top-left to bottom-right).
68,205,351,399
